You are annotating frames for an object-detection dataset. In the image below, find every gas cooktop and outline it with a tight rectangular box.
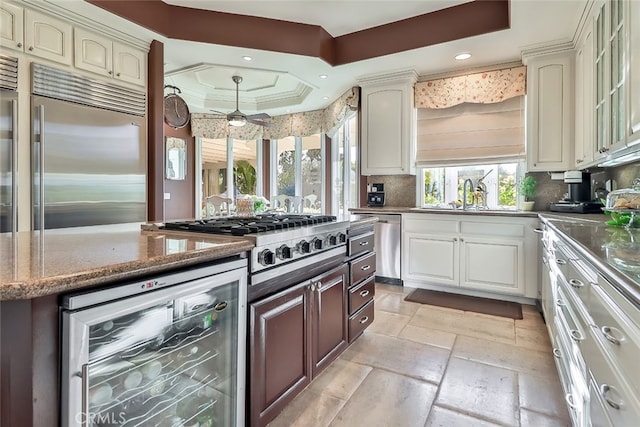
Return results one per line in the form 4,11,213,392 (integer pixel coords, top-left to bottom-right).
162,214,338,236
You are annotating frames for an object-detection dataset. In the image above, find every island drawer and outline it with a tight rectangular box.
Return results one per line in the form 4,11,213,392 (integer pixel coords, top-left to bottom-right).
350,252,376,286
349,275,375,314
349,299,374,342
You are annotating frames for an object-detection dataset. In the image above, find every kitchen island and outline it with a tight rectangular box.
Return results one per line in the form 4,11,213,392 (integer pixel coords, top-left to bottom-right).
0,223,254,427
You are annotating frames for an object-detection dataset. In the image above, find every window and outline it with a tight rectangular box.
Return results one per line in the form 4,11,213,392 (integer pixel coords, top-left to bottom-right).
331,114,358,217
271,134,325,213
419,162,520,209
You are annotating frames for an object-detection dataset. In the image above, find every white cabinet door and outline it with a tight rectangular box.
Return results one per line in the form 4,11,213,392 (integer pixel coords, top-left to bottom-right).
0,2,23,52
629,0,640,143
459,237,524,295
526,52,574,171
24,9,72,65
74,28,113,77
360,71,417,176
403,232,458,286
575,24,595,168
113,41,146,87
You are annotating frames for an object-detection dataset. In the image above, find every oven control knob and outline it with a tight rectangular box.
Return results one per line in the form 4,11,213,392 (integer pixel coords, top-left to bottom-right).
312,237,323,250
336,232,346,243
276,245,293,260
298,240,311,253
258,249,276,266
328,234,338,246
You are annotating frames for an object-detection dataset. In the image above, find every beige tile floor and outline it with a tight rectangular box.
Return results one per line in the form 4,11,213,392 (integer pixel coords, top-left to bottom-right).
268,283,571,427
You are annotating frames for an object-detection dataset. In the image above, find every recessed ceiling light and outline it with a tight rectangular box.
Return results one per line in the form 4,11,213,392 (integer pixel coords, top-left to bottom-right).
242,56,252,61
323,96,329,100
319,74,328,79
455,53,472,60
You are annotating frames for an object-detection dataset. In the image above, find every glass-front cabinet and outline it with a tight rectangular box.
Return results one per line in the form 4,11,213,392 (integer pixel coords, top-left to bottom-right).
594,0,629,160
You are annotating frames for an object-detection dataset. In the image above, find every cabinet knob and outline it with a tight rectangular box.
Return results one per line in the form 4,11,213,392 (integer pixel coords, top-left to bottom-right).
453,237,458,242
316,281,322,291
460,238,464,242
309,283,316,292
28,46,34,51
108,70,113,75
116,72,121,77
17,42,22,48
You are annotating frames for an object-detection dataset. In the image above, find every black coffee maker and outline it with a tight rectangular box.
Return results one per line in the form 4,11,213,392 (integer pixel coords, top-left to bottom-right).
550,171,603,213
367,183,385,207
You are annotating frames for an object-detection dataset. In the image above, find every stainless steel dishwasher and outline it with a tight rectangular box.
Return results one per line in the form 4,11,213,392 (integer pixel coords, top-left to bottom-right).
360,214,401,285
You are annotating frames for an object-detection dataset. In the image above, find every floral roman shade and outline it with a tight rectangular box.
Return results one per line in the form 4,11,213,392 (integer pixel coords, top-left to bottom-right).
414,66,526,109
190,87,359,140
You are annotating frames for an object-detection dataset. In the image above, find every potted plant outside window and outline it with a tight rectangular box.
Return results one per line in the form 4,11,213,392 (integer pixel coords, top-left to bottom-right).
520,176,537,211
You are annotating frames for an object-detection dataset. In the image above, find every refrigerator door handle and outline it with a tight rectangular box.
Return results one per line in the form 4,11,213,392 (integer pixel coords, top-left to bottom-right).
37,104,45,231
11,99,18,231
80,363,89,427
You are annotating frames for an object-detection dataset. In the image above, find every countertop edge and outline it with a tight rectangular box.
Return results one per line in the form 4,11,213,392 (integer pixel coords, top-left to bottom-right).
539,214,640,308
1,240,254,301
349,207,539,217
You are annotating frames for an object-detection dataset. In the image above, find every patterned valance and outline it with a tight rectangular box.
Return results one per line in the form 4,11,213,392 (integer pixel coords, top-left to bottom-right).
191,87,359,140
415,66,526,109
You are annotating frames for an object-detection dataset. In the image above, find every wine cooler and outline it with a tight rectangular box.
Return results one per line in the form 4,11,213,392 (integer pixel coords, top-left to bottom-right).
61,259,247,427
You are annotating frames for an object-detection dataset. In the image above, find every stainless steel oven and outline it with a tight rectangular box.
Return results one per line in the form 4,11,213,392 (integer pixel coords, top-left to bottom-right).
61,258,247,427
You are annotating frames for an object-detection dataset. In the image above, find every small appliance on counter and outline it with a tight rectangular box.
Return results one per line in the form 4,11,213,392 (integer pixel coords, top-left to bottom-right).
367,183,385,207
550,171,604,213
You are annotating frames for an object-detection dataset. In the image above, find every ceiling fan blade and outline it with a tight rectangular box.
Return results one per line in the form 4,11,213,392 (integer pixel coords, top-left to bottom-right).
246,112,270,120
247,117,271,127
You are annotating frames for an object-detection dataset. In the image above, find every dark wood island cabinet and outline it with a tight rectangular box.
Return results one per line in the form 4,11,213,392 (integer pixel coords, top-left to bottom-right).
248,263,348,427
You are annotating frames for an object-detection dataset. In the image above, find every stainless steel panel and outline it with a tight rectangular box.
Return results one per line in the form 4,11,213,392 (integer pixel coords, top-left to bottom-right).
0,89,17,232
32,63,146,116
32,95,147,230
361,214,401,281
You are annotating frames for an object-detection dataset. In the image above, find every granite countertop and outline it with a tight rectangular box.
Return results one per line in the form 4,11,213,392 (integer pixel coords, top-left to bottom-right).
350,207,539,218
0,223,254,301
539,213,640,307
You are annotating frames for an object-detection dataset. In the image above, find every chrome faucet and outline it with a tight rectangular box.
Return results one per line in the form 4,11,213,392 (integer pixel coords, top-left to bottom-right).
462,178,474,210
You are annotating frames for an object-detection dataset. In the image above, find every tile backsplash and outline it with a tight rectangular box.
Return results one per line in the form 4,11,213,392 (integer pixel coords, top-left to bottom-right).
365,160,639,210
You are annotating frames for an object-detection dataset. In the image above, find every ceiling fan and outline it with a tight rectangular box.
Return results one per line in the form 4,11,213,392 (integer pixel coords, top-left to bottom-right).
210,75,271,127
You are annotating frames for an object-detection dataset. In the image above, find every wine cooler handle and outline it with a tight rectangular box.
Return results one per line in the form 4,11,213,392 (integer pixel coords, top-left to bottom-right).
81,363,89,427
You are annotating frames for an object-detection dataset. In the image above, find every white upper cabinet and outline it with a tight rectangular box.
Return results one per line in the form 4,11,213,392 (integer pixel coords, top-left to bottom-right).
2,5,73,65
24,9,72,65
525,52,574,172
75,28,146,87
0,2,24,51
575,20,595,168
629,0,640,143
360,70,417,175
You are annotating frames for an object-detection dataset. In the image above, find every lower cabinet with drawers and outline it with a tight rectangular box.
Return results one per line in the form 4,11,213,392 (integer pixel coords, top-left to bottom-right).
541,221,640,426
347,222,376,342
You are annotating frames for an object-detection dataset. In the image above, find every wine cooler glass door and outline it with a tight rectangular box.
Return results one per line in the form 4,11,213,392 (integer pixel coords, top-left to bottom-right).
61,266,247,427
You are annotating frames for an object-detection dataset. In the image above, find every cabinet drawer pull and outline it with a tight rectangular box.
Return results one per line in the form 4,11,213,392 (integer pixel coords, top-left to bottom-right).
360,265,371,271
556,258,567,265
601,326,624,345
600,384,622,409
359,316,369,324
359,290,370,297
533,228,544,234
565,393,578,409
570,329,584,342
359,241,369,246
553,348,561,358
569,278,584,289
556,299,566,307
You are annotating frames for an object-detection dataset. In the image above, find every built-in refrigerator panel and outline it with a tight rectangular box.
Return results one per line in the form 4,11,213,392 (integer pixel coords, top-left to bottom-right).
61,260,247,427
30,63,147,230
0,55,18,233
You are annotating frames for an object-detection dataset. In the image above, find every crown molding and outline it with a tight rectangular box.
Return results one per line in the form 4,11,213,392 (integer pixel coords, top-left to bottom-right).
357,69,419,86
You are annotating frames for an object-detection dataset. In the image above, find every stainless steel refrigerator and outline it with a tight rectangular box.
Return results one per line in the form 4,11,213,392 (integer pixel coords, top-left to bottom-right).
31,64,147,230
0,55,18,233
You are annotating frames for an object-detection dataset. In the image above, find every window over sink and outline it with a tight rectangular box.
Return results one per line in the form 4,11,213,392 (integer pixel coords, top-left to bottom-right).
418,162,522,210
